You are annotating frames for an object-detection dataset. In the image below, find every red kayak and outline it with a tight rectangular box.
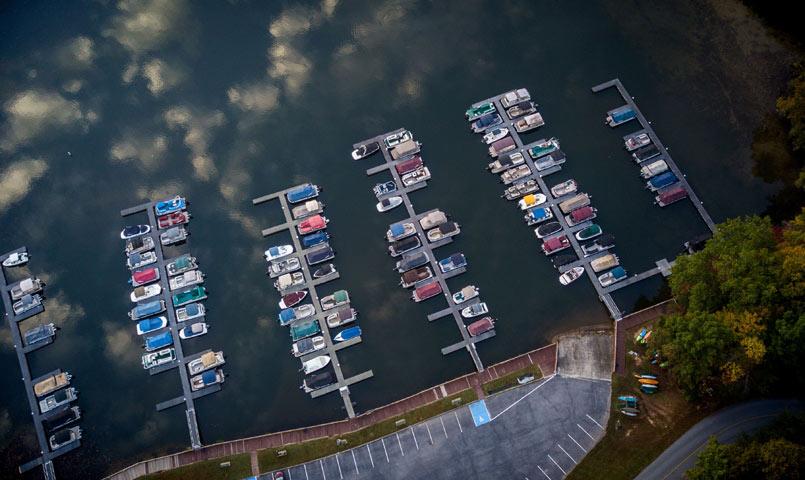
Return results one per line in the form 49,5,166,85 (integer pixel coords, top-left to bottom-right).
279,290,308,309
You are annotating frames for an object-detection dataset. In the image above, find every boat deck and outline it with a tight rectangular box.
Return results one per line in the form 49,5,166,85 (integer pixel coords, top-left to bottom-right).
354,130,495,372
253,185,374,418
1,247,79,478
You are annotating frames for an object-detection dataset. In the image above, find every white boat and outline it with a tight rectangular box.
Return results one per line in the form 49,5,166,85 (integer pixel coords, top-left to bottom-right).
386,222,417,242
559,267,585,285
452,285,479,304
461,302,489,318
159,226,187,246
190,368,225,391
265,244,294,261
2,251,29,267
179,322,208,339
176,303,205,322
10,278,44,300
187,351,225,375
169,270,204,291
419,210,448,229
514,112,545,133
292,336,326,357
500,164,532,185
127,251,157,270
268,257,301,278
550,179,577,198
640,159,669,179
518,193,547,210
291,200,324,219
275,272,305,291
483,128,509,144
402,166,431,186
376,196,403,212
130,284,162,302
301,355,331,374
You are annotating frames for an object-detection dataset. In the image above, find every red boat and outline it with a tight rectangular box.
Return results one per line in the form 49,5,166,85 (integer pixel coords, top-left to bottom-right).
566,206,597,226
656,185,688,207
297,215,328,235
279,290,308,309
395,155,423,175
541,235,570,255
158,211,190,229
467,316,495,336
131,267,159,286
412,281,442,302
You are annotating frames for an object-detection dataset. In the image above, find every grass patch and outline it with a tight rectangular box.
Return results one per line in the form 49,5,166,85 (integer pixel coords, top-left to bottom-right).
141,454,251,480
258,389,477,472
482,364,542,396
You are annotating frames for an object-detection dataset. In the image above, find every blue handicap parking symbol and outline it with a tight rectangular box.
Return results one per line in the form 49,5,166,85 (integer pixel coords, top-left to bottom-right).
469,399,492,427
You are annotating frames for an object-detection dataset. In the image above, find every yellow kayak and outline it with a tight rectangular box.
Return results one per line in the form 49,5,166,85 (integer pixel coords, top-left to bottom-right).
638,378,659,385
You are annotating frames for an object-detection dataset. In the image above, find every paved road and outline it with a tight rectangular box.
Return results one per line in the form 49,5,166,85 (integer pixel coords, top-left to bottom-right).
635,399,804,480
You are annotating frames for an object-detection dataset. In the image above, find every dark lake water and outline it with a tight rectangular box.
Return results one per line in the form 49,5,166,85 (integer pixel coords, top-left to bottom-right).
0,0,797,477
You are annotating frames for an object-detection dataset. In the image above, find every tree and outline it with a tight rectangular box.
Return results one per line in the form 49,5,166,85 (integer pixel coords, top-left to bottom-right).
687,436,730,480
776,65,805,151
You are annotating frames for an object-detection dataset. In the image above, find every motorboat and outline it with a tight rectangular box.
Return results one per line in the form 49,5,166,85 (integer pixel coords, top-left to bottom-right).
488,137,516,158
127,251,157,270
541,235,570,255
13,293,43,315
305,244,335,265
625,132,651,151
559,193,590,214
427,222,460,242
39,387,77,414
452,285,479,304
461,302,488,318
640,159,669,179
565,208,592,231
265,244,294,262
533,150,566,171
279,304,316,326
500,164,532,185
179,322,208,339
489,151,525,174
301,355,331,374
373,181,398,199
267,257,301,278
130,284,162,302
49,426,82,451
656,185,688,207
351,141,380,160
551,254,577,269
527,138,560,159
130,267,159,287
471,113,503,133
176,303,205,322
500,88,530,108
396,251,429,273
502,179,539,200
582,234,615,257
120,225,150,240
125,235,155,255
402,166,431,187
129,299,166,320
559,266,585,285
325,307,357,328
400,266,433,288
2,251,29,267
387,222,417,242
190,368,225,391
136,316,168,335
506,100,537,119
187,351,225,375
154,195,186,215
575,224,602,241
34,372,72,398
438,253,466,273
172,286,207,306
157,211,190,230
11,277,45,300
598,266,627,287
298,215,328,234
160,226,188,246
467,317,495,336
632,144,660,163
482,127,508,144
301,230,330,249
290,319,321,341
166,255,197,276
292,336,326,357
275,272,305,291
390,140,421,160
141,348,176,369
312,263,336,279
145,330,173,351
535,221,563,239
286,184,320,204
419,210,448,230
320,290,350,310
22,322,55,346
383,130,412,149
550,179,577,198
524,207,553,226
42,406,81,433
279,290,308,309
389,235,421,257
646,171,679,191
301,371,335,392
292,200,325,220
591,254,620,273
413,281,442,302
514,112,545,133
376,196,403,212
466,102,497,121
333,326,361,342
606,105,636,127
518,193,547,210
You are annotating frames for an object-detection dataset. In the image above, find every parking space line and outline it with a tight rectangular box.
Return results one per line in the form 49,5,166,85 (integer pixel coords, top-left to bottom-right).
396,432,404,456
538,465,552,480
440,417,448,438
586,414,605,430
548,455,567,475
411,427,419,450
558,444,577,464
335,453,343,479
366,444,374,468
567,433,587,453
577,423,595,440
454,411,463,433
490,375,555,421
352,449,359,475
381,438,390,463
320,459,327,480
288,468,293,480
426,422,434,444
304,463,309,480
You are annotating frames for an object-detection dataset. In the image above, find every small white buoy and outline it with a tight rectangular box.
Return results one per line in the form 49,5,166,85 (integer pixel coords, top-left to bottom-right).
67,151,72,156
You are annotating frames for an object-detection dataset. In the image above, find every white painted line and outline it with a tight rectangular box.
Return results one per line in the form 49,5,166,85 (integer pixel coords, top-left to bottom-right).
548,455,567,475
288,468,293,480
411,427,419,450
577,423,595,440
440,417,448,438
335,453,343,479
381,438,390,463
352,449,359,475
558,444,577,464
366,444,374,468
304,463,309,480
396,432,404,456
586,414,605,430
490,375,555,420
454,411,463,433
567,433,587,453
320,459,327,480
426,422,434,444
538,465,552,480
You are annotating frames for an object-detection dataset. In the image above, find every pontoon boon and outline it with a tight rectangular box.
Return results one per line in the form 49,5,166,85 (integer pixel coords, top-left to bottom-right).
305,244,335,265
292,200,324,219
598,266,627,287
413,281,442,302
129,299,166,320
400,266,433,288
632,144,660,163
298,215,328,234
656,185,688,206
624,132,651,151
141,348,175,369
384,130,412,149
190,368,225,391
466,102,496,121
325,307,356,328
471,113,503,133
159,226,187,246
292,336,326,357
402,167,431,186
321,290,350,310
286,184,320,203
268,257,301,278
387,222,416,242
176,303,205,322
11,277,44,300
506,100,536,119
500,164,532,185
640,159,669,179
542,235,570,255
39,387,77,414
127,251,157,270
500,88,530,108
130,284,162,302
525,207,553,226
144,330,173,351
591,254,620,273
559,193,590,214
606,106,636,127
427,222,460,242
34,372,71,397
502,179,539,200
488,137,515,158
125,235,154,255
534,150,566,171
438,253,466,273
167,255,197,276
527,138,560,159
187,351,225,375
389,235,421,257
172,286,207,306
467,317,495,336
550,179,577,198
419,210,448,229
489,152,524,173
514,112,545,133
396,251,429,272
22,322,54,346
13,293,42,315
565,206,597,226
373,181,397,198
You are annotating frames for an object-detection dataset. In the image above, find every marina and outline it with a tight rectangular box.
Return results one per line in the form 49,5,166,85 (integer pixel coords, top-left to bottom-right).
253,184,374,418
354,129,496,372
0,247,80,479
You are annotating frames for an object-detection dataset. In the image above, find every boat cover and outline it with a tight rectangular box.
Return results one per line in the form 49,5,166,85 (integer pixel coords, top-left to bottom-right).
335,326,361,341
650,171,678,188
390,223,406,237
287,184,317,203
279,309,296,322
571,206,595,222
415,282,442,298
302,231,328,247
301,215,326,230
332,290,349,303
146,331,173,349
528,208,550,220
201,370,217,385
659,185,687,203
395,156,423,175
544,236,567,250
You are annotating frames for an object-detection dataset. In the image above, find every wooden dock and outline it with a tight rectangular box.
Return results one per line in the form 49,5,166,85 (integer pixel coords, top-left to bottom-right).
253,184,373,418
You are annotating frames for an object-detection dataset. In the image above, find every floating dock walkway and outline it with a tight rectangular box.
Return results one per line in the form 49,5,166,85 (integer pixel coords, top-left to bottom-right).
121,201,222,450
1,247,79,479
253,185,373,418
354,129,494,372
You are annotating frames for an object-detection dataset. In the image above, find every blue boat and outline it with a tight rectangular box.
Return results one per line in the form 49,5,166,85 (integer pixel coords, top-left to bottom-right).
144,331,173,351
278,308,296,326
606,106,636,127
136,316,168,335
286,184,319,204
305,244,335,265
647,171,678,191
129,300,166,320
333,326,361,342
438,253,467,273
524,207,553,226
301,230,329,248
154,196,186,215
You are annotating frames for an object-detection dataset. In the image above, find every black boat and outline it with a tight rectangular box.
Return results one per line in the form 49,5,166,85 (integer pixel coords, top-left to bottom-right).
396,251,429,273
582,234,616,257
312,263,336,278
305,244,335,265
388,235,422,257
632,144,660,163
302,371,335,392
352,141,380,160
535,221,562,239
682,233,711,254
42,406,81,433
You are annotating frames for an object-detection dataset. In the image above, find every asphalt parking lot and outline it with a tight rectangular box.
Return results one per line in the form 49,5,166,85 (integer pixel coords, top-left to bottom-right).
279,375,610,480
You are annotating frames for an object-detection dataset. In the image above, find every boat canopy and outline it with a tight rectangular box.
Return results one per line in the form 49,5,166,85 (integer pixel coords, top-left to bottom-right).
571,206,595,222
649,171,678,188
146,331,173,350
544,236,567,249
528,207,550,220
390,223,406,237
415,282,442,297
395,155,423,175
287,184,317,203
609,105,635,122
302,231,328,247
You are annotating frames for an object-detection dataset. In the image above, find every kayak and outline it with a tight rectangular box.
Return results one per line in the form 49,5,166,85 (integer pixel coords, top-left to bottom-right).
638,378,659,385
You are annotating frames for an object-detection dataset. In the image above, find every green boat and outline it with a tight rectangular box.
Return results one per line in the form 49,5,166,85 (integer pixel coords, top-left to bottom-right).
527,137,560,159
172,286,207,306
574,224,602,241
465,102,496,121
290,319,321,341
